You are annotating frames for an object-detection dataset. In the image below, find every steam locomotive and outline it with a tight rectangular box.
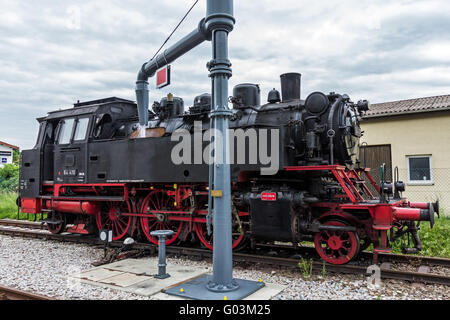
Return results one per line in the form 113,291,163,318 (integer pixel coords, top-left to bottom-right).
18,72,439,264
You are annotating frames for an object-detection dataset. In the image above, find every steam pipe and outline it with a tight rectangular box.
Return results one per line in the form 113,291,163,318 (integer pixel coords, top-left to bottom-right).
135,19,211,127
327,95,343,164
327,95,343,134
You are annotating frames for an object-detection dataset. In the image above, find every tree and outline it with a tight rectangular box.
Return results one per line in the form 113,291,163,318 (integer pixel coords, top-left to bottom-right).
13,149,20,164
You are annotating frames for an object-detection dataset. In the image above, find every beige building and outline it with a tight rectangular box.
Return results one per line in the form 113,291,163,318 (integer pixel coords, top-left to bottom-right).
359,94,450,215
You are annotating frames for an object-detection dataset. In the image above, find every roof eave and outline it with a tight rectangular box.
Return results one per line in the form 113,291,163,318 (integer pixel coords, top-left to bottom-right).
363,106,450,120
0,142,19,150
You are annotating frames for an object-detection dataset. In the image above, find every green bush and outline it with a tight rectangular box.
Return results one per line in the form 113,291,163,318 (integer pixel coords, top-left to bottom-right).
0,163,21,218
0,163,19,192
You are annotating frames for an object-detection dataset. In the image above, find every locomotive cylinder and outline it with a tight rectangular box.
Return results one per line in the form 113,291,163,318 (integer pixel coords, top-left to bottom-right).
46,201,100,215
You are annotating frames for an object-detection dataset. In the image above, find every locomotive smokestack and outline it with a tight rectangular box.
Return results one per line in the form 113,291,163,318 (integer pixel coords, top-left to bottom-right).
280,72,301,102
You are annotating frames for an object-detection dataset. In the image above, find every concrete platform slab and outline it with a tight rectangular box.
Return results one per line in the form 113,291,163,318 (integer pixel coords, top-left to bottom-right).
68,257,209,297
73,268,124,282
99,272,150,287
102,258,200,277
68,257,285,300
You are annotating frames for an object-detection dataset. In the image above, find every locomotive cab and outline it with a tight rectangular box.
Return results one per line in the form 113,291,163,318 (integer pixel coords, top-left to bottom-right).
19,97,138,198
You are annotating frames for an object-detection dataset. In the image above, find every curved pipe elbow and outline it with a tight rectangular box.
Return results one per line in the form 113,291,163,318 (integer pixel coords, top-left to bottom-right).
136,18,210,82
137,61,151,81
134,18,211,129
198,18,211,41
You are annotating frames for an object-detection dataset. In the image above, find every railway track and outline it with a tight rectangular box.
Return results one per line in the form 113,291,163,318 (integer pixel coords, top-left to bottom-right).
0,219,449,286
0,218,44,230
0,284,55,300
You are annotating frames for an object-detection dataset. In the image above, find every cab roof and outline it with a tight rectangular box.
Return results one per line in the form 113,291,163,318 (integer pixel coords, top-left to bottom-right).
40,97,137,121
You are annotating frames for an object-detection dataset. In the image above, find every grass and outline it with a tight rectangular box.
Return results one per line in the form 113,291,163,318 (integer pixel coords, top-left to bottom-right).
0,191,39,221
298,258,313,279
391,216,450,258
0,191,19,219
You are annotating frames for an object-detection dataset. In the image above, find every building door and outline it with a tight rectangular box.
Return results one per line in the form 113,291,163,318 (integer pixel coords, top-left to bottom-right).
359,144,392,185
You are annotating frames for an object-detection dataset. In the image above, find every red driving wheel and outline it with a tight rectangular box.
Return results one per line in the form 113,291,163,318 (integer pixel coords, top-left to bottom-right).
47,211,66,234
194,196,247,250
140,190,183,245
314,220,360,264
95,201,132,241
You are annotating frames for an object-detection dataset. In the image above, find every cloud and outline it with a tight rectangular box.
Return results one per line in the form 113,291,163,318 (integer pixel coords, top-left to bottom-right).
0,0,449,149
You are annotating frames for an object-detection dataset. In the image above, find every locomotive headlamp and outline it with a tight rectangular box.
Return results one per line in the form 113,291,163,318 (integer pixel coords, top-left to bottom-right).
381,181,393,195
395,181,405,193
357,100,370,112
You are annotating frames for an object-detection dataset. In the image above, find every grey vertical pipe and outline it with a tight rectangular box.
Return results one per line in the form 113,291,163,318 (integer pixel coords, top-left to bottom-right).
135,19,210,126
157,236,167,277
205,0,238,292
207,77,214,235
151,230,174,279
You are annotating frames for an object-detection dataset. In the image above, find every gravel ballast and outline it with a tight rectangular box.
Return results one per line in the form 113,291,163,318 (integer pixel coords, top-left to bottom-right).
0,234,448,300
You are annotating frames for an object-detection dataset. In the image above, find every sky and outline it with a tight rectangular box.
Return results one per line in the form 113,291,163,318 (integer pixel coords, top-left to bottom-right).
1,0,449,149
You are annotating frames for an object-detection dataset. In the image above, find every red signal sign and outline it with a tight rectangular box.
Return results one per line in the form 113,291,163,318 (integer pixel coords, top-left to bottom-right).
156,65,171,89
261,192,277,201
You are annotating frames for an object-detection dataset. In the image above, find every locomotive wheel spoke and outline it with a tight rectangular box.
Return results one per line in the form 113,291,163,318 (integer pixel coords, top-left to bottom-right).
140,190,183,245
95,201,132,241
47,211,65,234
314,220,360,265
193,196,248,251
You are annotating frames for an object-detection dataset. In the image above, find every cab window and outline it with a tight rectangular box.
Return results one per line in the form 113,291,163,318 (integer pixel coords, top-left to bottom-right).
58,118,75,144
74,117,89,141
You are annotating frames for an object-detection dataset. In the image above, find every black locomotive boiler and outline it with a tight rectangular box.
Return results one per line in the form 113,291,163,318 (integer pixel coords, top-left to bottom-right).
18,73,439,264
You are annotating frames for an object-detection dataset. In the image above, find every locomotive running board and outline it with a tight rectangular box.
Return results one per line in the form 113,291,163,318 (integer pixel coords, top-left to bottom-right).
41,195,125,202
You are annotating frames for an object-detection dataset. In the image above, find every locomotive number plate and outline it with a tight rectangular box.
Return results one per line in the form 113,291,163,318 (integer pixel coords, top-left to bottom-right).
261,192,276,201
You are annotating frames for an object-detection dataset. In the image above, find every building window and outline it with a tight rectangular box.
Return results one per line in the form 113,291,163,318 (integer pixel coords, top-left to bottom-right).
407,155,433,185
